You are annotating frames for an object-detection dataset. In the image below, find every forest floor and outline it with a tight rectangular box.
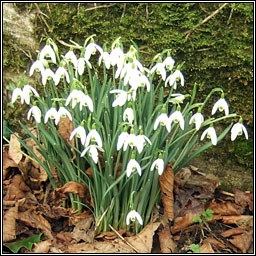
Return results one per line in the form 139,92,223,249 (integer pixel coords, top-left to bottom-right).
3,137,254,254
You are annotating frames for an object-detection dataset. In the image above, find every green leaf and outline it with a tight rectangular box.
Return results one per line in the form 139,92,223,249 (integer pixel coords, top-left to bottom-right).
4,233,42,253
193,216,202,223
190,243,200,253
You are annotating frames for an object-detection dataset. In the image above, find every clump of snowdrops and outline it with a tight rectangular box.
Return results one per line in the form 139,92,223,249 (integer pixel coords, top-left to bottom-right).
8,35,248,234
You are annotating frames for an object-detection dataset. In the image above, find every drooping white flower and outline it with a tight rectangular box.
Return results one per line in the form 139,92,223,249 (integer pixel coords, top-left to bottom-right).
110,89,135,107
154,113,170,132
44,107,59,125
126,210,143,225
109,47,125,66
11,88,24,104
39,44,56,63
150,158,165,175
200,126,217,146
84,42,103,60
54,66,70,85
42,68,55,86
123,133,137,151
169,93,185,104
150,62,166,81
98,52,111,69
64,50,78,67
117,131,129,151
136,134,152,154
212,98,229,116
123,107,134,123
189,112,204,131
231,122,248,141
29,60,45,76
169,110,185,130
58,106,72,121
137,73,151,91
27,105,41,123
126,158,142,177
85,129,103,148
165,70,184,89
70,125,87,145
81,144,100,164
22,85,39,104
163,56,175,71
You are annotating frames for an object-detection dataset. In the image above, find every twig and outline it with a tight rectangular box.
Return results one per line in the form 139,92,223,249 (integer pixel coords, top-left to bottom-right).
121,3,126,19
56,38,82,49
34,3,50,30
108,224,139,253
84,3,116,12
185,3,228,41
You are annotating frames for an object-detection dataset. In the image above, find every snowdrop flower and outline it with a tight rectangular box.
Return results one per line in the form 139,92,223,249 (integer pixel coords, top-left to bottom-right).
11,88,24,104
27,105,41,123
126,157,142,177
64,50,78,67
98,51,111,69
169,110,185,130
200,126,217,145
231,119,248,141
123,133,137,151
151,157,165,175
169,93,185,104
123,106,134,123
42,68,55,86
110,89,135,107
117,130,129,151
70,125,87,145
81,144,101,164
137,73,150,91
22,85,39,104
165,70,184,89
163,56,175,71
29,60,45,76
65,90,94,112
85,129,103,148
84,42,103,60
212,94,229,116
154,112,170,132
189,110,204,131
54,66,70,85
110,47,125,67
44,107,59,125
126,210,143,225
58,106,72,121
150,62,166,81
39,44,56,63
136,133,152,154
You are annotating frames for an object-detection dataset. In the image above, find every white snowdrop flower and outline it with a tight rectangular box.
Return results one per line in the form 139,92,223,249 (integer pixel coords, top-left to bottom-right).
110,89,132,107
150,158,165,175
39,44,56,63
44,107,59,125
200,126,217,146
189,112,204,131
137,74,150,91
42,68,55,86
84,42,103,60
126,158,142,177
231,121,248,141
27,105,41,123
58,106,72,121
11,88,24,104
136,134,152,154
123,133,137,151
117,131,129,151
150,62,166,81
165,70,184,89
126,210,143,225
110,47,125,66
169,110,185,130
154,113,170,132
70,126,87,145
79,94,94,112
29,60,45,76
169,93,185,104
85,129,103,148
54,66,70,85
81,144,100,164
65,50,78,67
123,107,134,123
163,56,175,71
212,98,229,116
22,85,39,104
98,52,111,69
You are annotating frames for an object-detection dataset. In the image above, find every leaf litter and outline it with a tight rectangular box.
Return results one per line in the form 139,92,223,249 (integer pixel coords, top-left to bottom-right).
3,138,253,253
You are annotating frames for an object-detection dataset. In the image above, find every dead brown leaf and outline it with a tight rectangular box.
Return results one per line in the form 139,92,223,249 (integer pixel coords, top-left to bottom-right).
232,186,253,211
221,227,246,237
159,163,174,220
71,215,95,243
32,239,51,253
3,203,18,242
204,237,226,249
200,240,215,253
207,200,244,216
221,215,253,226
95,229,127,240
8,133,23,164
125,222,161,253
18,209,53,240
158,224,177,253
229,230,253,253
37,203,72,219
3,151,18,179
54,181,87,199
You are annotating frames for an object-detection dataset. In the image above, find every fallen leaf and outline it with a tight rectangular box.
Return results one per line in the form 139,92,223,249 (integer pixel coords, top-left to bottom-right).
229,230,253,253
125,222,161,253
3,203,18,242
207,200,244,216
3,151,18,179
95,229,127,240
56,232,73,245
8,133,23,164
37,204,72,219
158,224,177,253
221,227,246,237
32,239,51,253
204,237,226,249
232,186,253,211
71,215,95,243
159,163,174,220
200,240,215,253
222,215,253,226
54,181,87,199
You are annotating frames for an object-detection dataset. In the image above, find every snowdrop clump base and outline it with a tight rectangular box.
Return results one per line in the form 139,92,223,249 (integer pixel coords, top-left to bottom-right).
9,35,248,234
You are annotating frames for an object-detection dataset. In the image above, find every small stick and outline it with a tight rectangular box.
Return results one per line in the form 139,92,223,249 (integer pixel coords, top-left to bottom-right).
108,224,139,253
